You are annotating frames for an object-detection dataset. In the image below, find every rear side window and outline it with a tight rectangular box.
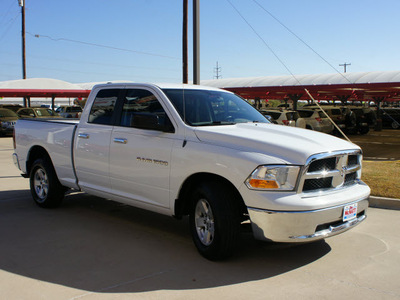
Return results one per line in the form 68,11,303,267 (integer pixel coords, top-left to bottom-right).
298,111,313,118
88,89,119,125
263,111,281,120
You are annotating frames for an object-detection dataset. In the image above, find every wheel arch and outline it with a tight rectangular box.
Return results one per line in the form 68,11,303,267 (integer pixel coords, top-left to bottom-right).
26,146,52,175
174,172,247,219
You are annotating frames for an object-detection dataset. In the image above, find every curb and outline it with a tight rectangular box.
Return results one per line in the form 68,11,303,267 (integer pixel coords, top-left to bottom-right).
369,196,400,210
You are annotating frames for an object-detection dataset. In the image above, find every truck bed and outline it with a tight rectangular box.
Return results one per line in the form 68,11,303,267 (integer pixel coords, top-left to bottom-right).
14,118,80,189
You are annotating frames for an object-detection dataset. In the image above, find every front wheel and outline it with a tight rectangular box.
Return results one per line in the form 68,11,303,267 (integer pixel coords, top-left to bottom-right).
30,158,65,208
189,182,240,260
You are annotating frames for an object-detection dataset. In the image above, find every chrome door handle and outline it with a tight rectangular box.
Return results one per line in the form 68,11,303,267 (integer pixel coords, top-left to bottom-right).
113,138,127,144
78,133,89,139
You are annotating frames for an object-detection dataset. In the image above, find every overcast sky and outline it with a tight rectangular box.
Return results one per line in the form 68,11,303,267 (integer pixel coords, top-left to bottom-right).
1,0,399,84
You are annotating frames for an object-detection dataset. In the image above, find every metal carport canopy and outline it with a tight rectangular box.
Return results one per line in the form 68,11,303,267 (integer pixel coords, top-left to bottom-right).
0,78,90,98
201,71,400,102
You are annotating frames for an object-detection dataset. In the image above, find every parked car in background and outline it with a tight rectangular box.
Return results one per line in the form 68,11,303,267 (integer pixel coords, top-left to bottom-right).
306,106,346,126
381,108,400,129
297,109,334,133
349,107,376,134
55,105,83,118
306,106,359,134
0,108,19,136
260,109,306,128
17,107,61,119
0,104,23,113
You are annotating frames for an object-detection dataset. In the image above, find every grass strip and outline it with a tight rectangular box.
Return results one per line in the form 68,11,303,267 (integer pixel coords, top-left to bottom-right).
362,160,400,199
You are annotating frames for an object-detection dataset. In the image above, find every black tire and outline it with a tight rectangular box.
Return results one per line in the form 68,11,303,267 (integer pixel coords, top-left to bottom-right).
189,182,240,260
29,158,65,208
359,126,370,135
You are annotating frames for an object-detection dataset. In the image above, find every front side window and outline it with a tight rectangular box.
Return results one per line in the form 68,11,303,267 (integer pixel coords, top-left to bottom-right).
162,89,268,126
88,89,119,125
119,89,173,131
286,112,300,121
19,109,32,117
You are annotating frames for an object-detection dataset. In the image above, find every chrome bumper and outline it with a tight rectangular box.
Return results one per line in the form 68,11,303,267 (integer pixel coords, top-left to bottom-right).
248,198,368,242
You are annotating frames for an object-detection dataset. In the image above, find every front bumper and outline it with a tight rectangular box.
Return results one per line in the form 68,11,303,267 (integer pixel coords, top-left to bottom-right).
248,197,368,242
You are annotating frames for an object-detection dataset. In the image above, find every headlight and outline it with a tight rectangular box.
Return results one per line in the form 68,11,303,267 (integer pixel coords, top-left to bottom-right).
245,165,300,191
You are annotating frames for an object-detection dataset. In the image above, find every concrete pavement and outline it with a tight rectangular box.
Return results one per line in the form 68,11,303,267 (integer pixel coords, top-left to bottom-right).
1,136,400,299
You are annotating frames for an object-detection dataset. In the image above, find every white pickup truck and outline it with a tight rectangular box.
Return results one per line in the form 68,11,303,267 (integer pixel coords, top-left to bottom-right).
13,83,370,260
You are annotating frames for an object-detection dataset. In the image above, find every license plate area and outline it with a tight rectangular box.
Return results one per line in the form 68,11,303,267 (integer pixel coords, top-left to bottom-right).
343,203,358,222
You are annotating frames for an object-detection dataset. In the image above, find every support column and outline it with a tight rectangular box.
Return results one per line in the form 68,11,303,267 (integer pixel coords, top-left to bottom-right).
51,95,56,111
254,97,261,109
373,96,385,131
288,94,302,111
336,95,351,106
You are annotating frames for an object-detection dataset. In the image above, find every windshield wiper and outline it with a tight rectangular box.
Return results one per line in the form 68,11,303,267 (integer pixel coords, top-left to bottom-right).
195,121,236,126
211,121,236,125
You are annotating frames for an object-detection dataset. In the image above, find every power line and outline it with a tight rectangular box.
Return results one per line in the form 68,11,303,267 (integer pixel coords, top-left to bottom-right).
226,0,301,85
3,62,181,82
0,0,17,26
28,32,180,60
0,11,19,42
251,0,354,85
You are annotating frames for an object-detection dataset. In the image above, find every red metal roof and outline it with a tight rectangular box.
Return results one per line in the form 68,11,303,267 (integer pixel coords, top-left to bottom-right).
0,88,91,98
202,71,400,102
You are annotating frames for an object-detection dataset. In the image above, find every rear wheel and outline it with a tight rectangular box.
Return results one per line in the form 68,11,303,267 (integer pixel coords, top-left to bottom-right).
189,182,240,260
30,158,65,208
295,118,306,128
359,126,370,134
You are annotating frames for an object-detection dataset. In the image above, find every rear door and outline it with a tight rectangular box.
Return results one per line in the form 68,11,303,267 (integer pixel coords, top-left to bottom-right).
109,87,176,208
74,88,121,193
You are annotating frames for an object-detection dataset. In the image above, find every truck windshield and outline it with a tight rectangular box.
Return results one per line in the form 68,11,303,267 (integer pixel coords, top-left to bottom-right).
162,89,269,126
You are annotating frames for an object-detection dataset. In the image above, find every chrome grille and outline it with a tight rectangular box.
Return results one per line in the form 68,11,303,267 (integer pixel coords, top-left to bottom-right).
299,150,362,193
307,157,336,172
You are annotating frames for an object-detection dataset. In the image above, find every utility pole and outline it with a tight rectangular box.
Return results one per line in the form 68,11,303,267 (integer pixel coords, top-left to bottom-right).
214,61,221,79
18,0,26,80
182,0,188,84
193,0,200,84
339,62,351,73
18,0,27,107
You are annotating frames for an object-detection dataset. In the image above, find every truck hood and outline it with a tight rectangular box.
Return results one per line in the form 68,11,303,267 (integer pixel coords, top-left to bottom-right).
193,123,360,165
